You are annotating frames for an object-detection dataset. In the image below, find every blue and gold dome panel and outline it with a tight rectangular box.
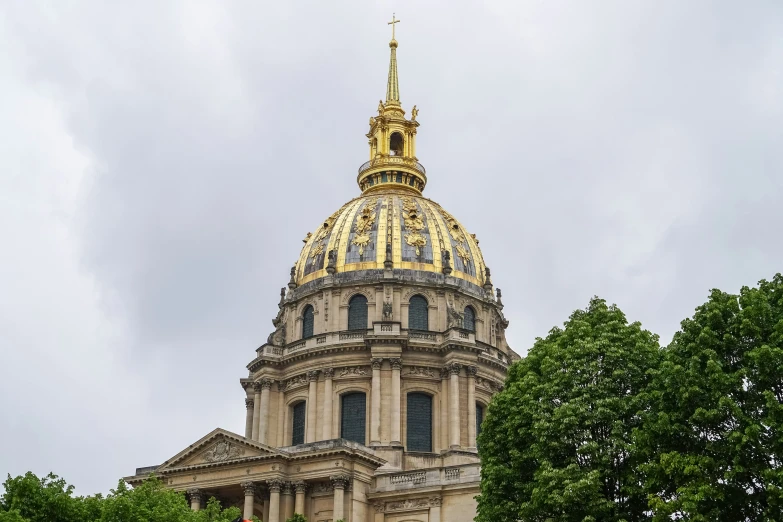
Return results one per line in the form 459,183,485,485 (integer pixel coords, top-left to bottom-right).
296,191,487,287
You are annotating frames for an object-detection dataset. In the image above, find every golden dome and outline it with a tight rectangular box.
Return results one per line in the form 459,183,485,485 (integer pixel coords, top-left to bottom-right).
295,189,487,288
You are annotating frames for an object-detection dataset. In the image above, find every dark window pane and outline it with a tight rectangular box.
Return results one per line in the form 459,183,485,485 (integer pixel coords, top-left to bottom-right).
348,295,368,331
381,173,388,183
407,393,432,452
292,401,306,446
396,173,402,183
340,392,366,445
463,306,475,332
408,295,429,331
302,305,314,339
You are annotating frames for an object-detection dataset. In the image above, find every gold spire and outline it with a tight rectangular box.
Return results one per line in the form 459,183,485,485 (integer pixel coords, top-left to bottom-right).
386,14,401,105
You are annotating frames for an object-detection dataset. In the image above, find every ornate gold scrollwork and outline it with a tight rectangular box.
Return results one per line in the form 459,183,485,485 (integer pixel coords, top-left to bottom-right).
402,197,427,255
351,197,379,256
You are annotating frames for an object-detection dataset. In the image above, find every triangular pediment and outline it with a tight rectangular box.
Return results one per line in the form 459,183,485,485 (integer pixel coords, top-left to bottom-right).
157,428,281,471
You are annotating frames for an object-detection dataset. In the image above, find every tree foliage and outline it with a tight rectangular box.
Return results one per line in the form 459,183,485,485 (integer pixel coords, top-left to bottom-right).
0,473,241,522
476,297,661,522
641,274,783,521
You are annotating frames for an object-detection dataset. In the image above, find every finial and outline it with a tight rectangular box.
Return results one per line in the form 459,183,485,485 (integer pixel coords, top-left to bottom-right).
411,105,418,121
288,266,297,290
496,288,503,308
483,266,493,293
442,250,452,275
388,13,400,43
279,287,286,307
326,249,337,275
384,243,393,270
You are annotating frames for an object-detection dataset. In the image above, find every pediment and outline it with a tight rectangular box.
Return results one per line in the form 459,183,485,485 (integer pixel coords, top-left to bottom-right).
157,428,280,471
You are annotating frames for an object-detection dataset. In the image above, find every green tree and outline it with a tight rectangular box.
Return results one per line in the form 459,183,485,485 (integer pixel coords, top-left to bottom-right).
285,514,307,522
640,274,783,521
0,472,100,522
476,297,661,522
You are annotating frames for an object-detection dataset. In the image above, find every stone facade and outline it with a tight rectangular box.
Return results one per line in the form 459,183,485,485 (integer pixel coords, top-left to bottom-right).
126,27,518,522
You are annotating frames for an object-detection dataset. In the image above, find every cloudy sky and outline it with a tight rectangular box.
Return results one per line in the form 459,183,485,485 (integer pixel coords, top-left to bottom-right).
1,0,782,495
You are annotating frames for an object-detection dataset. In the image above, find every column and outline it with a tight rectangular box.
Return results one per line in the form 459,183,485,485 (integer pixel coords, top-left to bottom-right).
244,398,254,439
267,480,282,522
370,358,382,445
306,370,319,443
293,481,307,515
187,488,202,511
448,363,462,448
331,475,349,521
258,378,273,444
252,382,262,440
277,380,286,446
467,366,478,450
241,482,256,519
390,358,402,445
322,368,335,440
281,482,294,520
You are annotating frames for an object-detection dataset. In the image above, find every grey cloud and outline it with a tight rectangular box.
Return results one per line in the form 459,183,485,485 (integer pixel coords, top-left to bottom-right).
1,0,781,494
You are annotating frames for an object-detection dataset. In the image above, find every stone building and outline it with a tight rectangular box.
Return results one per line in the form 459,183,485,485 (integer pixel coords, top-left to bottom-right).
126,22,518,522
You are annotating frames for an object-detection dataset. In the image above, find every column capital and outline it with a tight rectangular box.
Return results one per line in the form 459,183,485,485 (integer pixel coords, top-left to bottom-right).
186,488,202,502
266,479,284,492
241,481,256,495
245,398,254,409
440,367,450,379
466,365,478,377
281,481,293,495
389,358,402,370
323,367,335,379
253,381,264,392
448,362,462,375
330,474,351,490
429,496,442,506
293,480,308,493
307,370,320,382
371,358,383,370
259,378,274,390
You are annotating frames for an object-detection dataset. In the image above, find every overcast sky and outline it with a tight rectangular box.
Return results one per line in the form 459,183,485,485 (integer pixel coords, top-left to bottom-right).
1,0,782,495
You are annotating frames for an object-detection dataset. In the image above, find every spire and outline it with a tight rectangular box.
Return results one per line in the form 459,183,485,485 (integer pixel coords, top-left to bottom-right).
386,14,401,105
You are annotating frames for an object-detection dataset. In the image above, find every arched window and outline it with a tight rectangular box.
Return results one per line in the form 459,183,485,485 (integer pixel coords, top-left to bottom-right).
340,392,366,445
389,132,404,156
408,295,429,331
291,401,306,446
463,306,476,332
406,393,432,452
302,305,314,339
348,294,368,331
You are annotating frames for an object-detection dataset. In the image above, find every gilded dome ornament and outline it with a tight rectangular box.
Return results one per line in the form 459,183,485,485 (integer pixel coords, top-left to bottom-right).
456,243,471,267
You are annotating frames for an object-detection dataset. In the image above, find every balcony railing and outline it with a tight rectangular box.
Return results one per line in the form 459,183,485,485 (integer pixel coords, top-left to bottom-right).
358,156,426,176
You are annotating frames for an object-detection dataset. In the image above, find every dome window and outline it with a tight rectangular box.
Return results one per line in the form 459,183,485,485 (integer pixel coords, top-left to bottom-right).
408,295,429,331
406,392,433,452
302,305,314,339
463,306,476,332
348,294,368,331
291,401,306,446
340,392,367,445
389,132,404,156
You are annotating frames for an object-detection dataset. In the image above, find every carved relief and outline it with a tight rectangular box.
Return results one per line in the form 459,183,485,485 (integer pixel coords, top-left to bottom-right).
382,299,393,320
202,440,244,463
407,366,436,378
386,498,430,511
339,366,368,377
285,375,308,390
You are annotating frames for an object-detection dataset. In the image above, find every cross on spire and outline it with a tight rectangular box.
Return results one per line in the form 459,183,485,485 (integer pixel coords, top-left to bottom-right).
388,13,400,40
